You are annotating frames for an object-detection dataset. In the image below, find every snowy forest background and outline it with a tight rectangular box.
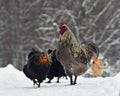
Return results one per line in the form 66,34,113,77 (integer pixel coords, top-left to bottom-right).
0,0,120,76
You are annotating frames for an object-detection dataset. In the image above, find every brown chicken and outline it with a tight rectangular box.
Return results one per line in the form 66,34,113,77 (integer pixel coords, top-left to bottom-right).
91,54,104,77
56,22,99,85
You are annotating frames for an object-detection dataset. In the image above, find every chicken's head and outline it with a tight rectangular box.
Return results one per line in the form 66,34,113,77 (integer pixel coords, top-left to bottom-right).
59,22,67,35
37,53,49,64
92,54,98,61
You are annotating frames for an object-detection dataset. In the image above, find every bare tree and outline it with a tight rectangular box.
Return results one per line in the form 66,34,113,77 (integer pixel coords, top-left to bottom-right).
0,0,120,74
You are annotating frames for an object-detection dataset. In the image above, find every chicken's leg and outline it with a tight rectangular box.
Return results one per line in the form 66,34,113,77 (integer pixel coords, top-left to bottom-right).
38,82,41,87
73,75,77,85
46,80,51,83
33,79,38,87
70,75,74,85
56,77,60,83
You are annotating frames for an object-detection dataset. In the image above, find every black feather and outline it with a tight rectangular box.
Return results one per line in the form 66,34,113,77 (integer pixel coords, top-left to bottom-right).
47,49,67,83
23,48,50,87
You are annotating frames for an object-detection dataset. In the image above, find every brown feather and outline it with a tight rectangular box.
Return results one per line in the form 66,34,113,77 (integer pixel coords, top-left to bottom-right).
91,54,104,77
36,53,49,65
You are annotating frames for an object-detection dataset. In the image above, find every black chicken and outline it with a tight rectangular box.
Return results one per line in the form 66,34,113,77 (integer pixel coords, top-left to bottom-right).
23,48,51,87
47,49,67,83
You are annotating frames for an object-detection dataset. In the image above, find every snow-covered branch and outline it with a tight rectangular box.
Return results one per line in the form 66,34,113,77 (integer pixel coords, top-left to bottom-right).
94,0,113,22
99,29,119,48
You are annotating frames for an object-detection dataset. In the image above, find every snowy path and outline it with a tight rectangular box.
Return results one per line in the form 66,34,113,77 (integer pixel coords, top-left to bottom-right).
0,65,120,96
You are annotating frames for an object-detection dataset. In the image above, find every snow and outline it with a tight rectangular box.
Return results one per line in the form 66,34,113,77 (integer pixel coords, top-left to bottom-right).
0,64,120,96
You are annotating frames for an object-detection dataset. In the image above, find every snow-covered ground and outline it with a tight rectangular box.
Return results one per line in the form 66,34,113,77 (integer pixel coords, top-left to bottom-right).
0,64,120,96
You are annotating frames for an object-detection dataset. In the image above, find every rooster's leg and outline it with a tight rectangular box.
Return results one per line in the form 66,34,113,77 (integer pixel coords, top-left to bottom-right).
73,76,77,85
70,75,74,85
66,70,74,85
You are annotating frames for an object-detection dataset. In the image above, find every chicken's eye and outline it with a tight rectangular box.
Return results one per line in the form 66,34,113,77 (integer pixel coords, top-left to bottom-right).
59,26,66,29
62,26,66,29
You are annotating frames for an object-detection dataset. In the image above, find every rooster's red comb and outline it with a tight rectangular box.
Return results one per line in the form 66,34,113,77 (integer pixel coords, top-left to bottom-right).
59,22,67,26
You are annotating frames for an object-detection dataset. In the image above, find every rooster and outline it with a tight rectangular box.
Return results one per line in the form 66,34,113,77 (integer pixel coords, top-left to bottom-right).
23,48,51,87
56,22,99,85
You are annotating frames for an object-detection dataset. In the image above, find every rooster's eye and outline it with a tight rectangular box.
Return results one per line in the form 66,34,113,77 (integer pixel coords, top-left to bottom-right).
60,26,66,29
62,26,66,29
